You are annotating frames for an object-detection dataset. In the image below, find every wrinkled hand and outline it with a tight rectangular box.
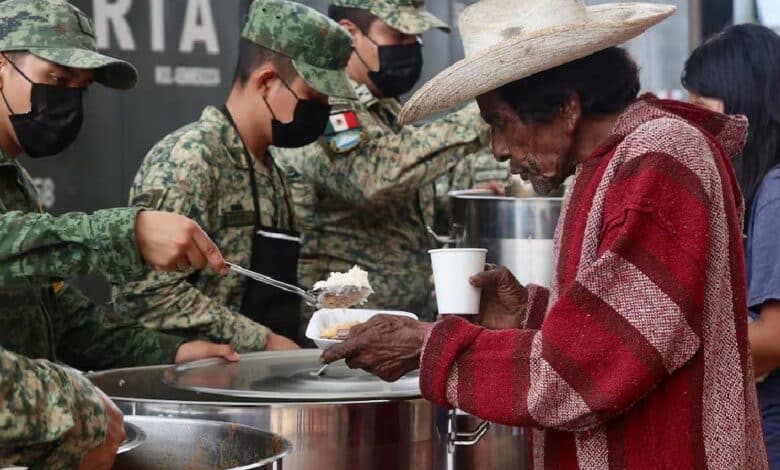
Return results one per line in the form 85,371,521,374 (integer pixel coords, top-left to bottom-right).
320,315,431,382
470,266,528,330
264,333,300,351
175,340,240,363
77,388,125,470
135,211,228,275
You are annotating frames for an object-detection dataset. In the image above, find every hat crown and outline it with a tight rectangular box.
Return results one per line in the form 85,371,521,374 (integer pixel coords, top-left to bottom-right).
460,0,588,57
0,0,97,53
242,0,353,71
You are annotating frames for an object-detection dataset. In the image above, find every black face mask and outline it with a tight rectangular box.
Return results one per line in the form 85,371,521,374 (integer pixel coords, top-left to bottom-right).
265,80,331,149
356,35,423,98
0,54,84,159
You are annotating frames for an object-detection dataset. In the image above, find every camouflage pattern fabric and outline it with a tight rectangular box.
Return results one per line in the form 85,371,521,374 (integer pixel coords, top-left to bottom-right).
0,0,137,89
332,0,450,34
433,147,510,235
0,147,185,467
0,349,107,469
242,0,355,99
112,106,294,352
275,82,489,321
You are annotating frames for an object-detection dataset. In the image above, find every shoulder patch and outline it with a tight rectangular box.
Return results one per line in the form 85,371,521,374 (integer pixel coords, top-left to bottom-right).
325,111,364,154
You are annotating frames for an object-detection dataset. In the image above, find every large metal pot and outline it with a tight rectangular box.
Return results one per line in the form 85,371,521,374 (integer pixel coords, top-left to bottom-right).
89,350,493,470
114,416,290,469
449,190,562,287
441,189,561,470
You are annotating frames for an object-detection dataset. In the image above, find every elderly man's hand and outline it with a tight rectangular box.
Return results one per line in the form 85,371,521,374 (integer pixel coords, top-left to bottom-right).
320,315,432,382
470,265,528,329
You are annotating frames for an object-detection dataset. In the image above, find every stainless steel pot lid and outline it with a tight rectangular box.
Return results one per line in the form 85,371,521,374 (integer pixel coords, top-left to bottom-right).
163,350,421,401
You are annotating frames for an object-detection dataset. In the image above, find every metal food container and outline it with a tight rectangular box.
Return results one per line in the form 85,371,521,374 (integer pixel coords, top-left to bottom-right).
117,420,145,455
113,416,290,470
449,189,563,287
89,350,497,470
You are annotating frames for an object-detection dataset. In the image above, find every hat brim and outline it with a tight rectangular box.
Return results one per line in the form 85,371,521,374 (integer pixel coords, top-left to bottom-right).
373,5,451,35
399,3,675,124
27,47,138,90
293,59,356,100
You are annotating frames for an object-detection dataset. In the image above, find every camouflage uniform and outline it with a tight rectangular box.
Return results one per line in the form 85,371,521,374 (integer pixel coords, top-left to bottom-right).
276,85,490,320
111,0,355,352
274,0,494,320
433,148,510,235
0,1,186,467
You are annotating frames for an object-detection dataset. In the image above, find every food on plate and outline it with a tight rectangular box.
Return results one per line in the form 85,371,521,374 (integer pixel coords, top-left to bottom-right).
320,320,362,340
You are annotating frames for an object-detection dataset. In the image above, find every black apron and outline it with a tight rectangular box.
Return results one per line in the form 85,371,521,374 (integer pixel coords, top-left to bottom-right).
221,107,302,343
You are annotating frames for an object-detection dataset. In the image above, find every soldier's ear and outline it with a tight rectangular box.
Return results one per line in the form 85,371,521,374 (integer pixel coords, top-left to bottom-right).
251,65,278,98
0,56,6,89
338,19,360,39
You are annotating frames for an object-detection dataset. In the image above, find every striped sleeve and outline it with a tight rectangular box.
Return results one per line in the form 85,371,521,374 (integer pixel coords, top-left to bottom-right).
421,126,714,431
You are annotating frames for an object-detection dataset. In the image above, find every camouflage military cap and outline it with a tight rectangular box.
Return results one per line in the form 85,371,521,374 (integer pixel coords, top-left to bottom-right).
243,0,356,99
0,0,137,90
332,0,450,35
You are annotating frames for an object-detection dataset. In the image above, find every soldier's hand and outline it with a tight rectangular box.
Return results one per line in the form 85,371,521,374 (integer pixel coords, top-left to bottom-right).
474,181,507,196
265,333,300,351
135,211,228,275
470,266,528,330
78,388,125,470
175,340,241,363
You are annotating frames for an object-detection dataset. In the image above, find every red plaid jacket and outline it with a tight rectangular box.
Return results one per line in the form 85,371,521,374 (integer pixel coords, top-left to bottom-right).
420,96,767,469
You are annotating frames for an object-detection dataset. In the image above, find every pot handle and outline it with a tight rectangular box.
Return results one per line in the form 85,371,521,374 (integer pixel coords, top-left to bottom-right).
448,419,491,451
426,226,456,245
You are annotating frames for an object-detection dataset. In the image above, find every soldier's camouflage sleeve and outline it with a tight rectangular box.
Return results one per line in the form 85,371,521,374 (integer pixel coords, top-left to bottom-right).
286,102,489,207
114,273,270,353
54,284,184,370
112,136,271,352
433,147,511,232
0,348,107,469
0,208,145,288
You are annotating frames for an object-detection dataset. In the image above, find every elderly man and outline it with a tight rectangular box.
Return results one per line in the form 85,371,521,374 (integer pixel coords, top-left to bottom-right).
322,0,768,468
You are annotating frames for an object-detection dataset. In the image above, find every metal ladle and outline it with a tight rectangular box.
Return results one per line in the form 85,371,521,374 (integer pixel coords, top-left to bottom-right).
227,262,371,309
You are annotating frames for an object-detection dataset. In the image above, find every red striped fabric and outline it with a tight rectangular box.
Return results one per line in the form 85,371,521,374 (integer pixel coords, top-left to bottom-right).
419,96,767,469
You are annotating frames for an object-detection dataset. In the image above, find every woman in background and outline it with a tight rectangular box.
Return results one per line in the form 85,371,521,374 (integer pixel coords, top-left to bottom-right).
683,23,780,468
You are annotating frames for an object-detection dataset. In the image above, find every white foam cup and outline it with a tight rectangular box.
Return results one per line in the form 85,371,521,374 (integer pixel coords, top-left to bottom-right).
429,248,487,315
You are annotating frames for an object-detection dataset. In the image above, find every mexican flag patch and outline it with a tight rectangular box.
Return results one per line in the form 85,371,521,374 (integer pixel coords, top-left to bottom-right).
326,111,360,135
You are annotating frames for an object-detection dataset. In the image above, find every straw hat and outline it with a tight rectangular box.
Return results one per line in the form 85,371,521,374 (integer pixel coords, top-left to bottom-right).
398,0,676,124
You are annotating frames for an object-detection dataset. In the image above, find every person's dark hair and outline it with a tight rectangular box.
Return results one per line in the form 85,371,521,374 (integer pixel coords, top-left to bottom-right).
327,5,378,32
682,23,780,223
232,37,296,86
496,47,640,123
1,51,29,65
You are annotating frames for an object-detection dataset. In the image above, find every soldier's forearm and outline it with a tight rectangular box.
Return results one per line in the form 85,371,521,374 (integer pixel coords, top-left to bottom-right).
0,208,145,288
54,285,185,370
113,275,270,352
0,349,107,458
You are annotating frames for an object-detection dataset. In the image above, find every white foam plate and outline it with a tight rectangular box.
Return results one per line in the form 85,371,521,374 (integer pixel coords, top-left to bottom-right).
305,309,418,350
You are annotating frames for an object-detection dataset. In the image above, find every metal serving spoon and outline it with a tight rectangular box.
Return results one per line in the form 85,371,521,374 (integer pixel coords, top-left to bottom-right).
226,262,371,309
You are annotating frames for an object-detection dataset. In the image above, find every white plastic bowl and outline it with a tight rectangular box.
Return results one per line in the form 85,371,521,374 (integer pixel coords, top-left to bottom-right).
305,309,418,350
